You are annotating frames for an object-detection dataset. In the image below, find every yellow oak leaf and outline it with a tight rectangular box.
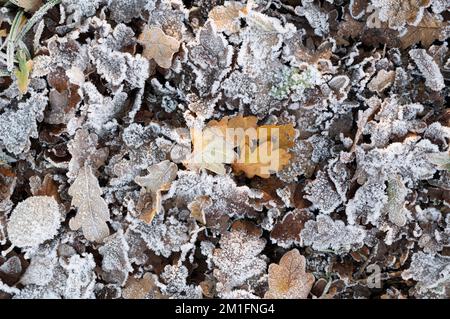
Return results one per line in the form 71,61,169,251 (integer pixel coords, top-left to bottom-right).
138,26,180,69
208,114,258,149
264,249,315,299
185,125,237,175
185,115,294,178
232,141,291,179
258,124,296,149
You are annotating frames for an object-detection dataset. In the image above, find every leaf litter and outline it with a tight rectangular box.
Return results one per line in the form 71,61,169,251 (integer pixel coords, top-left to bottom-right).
0,0,449,299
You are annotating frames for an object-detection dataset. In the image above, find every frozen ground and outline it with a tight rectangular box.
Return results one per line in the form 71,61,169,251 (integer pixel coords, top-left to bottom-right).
0,0,449,299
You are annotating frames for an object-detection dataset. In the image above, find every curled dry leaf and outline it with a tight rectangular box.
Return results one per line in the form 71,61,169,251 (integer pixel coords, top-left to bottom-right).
264,249,315,299
138,26,180,69
134,160,178,223
68,165,110,242
188,195,211,224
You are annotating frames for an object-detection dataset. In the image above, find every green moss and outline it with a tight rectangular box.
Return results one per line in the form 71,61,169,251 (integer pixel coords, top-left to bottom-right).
270,66,316,100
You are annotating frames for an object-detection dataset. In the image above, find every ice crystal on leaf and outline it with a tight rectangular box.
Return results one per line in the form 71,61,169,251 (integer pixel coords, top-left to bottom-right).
188,21,233,97
370,0,431,33
168,170,260,226
304,170,342,214
0,91,47,155
130,214,192,258
67,128,109,180
409,49,445,91
61,253,96,299
68,165,111,242
134,160,178,223
363,97,425,148
212,223,266,294
7,196,61,249
107,0,149,23
402,252,450,298
295,0,329,37
82,82,128,135
62,0,103,26
159,264,202,299
356,137,440,186
301,215,366,253
20,245,58,287
32,37,88,78
346,179,387,226
98,229,133,286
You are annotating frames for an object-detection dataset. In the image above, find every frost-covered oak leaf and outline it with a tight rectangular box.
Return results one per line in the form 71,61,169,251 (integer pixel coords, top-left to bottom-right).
264,249,315,299
7,196,61,249
98,229,133,286
301,215,366,253
212,225,266,293
0,91,47,155
68,165,110,242
138,26,180,69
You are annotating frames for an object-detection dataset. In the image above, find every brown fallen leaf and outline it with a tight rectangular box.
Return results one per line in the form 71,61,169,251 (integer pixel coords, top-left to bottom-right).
138,26,180,69
400,12,449,49
134,160,178,223
264,249,315,299
367,69,395,94
208,1,250,34
15,0,43,12
122,273,163,299
30,174,61,203
188,195,211,224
